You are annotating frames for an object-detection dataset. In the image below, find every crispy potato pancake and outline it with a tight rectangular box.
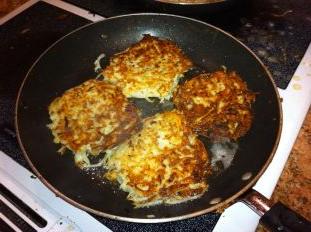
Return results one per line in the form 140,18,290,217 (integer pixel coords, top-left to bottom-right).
173,71,256,140
48,79,140,168
102,35,193,101
104,110,210,208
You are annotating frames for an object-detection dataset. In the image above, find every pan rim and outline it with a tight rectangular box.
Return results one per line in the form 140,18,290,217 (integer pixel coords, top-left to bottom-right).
15,12,283,223
154,0,226,6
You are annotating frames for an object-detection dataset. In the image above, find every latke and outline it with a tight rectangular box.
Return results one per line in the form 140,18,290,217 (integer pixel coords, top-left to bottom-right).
173,71,256,140
102,35,193,101
104,110,210,207
48,79,140,168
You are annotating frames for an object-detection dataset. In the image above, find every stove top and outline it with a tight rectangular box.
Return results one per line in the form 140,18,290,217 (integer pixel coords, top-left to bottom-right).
0,1,90,169
65,0,311,89
1,1,310,232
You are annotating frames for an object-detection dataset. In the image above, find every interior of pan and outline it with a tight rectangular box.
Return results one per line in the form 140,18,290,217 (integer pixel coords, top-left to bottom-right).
16,13,281,222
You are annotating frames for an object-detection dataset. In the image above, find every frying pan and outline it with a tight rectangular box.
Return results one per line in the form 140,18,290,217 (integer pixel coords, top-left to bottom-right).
15,13,310,229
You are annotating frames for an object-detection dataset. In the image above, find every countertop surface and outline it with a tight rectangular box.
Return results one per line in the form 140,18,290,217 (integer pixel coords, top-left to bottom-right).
1,1,310,231
257,107,311,231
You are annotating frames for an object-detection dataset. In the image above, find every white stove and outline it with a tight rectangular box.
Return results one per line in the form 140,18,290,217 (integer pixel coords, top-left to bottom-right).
1,1,310,231
0,151,111,232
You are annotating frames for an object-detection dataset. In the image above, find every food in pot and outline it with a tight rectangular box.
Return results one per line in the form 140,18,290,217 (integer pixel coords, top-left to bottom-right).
173,71,256,140
102,35,193,101
48,79,140,168
103,110,210,208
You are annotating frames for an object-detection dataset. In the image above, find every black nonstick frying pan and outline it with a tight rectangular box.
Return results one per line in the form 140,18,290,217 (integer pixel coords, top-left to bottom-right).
15,13,310,230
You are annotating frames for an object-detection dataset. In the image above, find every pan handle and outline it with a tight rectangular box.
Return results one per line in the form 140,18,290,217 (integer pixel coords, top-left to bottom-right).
241,190,311,232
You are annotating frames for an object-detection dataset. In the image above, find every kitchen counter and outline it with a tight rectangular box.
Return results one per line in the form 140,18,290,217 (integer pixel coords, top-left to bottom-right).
257,106,311,231
271,108,311,219
1,0,310,231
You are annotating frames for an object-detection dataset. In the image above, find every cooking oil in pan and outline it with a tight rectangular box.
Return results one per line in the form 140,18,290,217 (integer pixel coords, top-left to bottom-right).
200,136,238,172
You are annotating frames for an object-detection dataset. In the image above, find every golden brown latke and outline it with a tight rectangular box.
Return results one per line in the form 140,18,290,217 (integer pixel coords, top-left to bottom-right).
102,34,193,101
104,110,210,207
48,79,140,168
173,71,256,140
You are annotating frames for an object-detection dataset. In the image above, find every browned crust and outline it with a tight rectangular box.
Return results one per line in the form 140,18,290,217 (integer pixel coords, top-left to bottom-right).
102,34,193,99
48,79,140,155
173,71,256,140
104,110,210,207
